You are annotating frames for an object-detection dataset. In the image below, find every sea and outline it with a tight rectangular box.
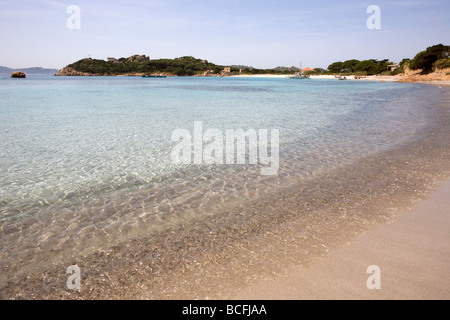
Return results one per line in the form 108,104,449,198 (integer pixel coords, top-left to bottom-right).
1,75,449,298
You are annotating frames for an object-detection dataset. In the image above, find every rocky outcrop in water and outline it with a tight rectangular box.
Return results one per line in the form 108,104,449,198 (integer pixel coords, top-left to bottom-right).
11,71,26,78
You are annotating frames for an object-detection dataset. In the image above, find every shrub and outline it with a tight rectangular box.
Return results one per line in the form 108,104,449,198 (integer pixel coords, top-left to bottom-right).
392,66,404,75
434,58,450,70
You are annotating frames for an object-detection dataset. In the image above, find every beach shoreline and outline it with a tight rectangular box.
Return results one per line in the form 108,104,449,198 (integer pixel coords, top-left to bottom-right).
234,178,450,300
230,74,450,86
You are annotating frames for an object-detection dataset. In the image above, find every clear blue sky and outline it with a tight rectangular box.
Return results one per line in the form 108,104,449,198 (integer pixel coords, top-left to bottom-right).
1,0,449,69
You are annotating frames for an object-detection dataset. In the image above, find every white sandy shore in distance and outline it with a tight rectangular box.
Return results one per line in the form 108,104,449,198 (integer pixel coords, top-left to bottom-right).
233,179,450,300
230,74,450,86
230,74,400,81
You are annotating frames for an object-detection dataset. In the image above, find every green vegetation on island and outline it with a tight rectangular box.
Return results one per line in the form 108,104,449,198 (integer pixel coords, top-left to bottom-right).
67,56,220,76
60,55,297,76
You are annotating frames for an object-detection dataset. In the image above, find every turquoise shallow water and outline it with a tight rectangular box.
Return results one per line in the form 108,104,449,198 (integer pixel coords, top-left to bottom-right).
0,75,445,287
0,76,431,208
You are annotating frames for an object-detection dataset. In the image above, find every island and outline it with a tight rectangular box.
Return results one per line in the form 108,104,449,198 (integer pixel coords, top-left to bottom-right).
55,55,299,77
10,71,26,78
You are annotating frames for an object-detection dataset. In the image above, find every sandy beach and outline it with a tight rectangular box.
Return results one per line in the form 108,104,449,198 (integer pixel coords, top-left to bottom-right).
234,179,450,300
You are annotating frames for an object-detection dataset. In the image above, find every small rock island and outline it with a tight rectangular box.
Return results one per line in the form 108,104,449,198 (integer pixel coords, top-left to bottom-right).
11,71,26,78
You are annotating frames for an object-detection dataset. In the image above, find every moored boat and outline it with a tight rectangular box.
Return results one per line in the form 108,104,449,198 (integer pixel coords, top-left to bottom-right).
286,72,310,79
142,74,167,78
285,61,311,79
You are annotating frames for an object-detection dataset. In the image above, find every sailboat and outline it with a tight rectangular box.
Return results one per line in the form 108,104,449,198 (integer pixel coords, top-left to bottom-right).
285,61,310,79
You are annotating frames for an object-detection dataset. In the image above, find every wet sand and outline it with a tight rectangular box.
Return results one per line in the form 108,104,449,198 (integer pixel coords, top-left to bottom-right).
234,179,450,300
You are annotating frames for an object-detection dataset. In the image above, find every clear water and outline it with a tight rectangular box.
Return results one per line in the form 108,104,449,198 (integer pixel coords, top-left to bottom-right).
0,75,445,289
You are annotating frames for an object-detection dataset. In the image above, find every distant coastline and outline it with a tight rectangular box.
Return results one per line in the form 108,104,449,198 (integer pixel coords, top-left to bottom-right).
0,66,58,76
53,68,450,85
53,43,449,83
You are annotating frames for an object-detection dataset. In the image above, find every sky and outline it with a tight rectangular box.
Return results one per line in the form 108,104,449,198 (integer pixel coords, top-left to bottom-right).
0,0,449,69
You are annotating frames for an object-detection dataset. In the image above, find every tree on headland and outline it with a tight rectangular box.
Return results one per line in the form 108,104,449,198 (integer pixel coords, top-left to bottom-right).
324,44,448,76
409,44,449,73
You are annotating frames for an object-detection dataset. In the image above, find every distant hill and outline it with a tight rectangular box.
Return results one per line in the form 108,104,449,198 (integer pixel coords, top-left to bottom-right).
0,66,59,75
273,66,301,72
228,65,255,70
